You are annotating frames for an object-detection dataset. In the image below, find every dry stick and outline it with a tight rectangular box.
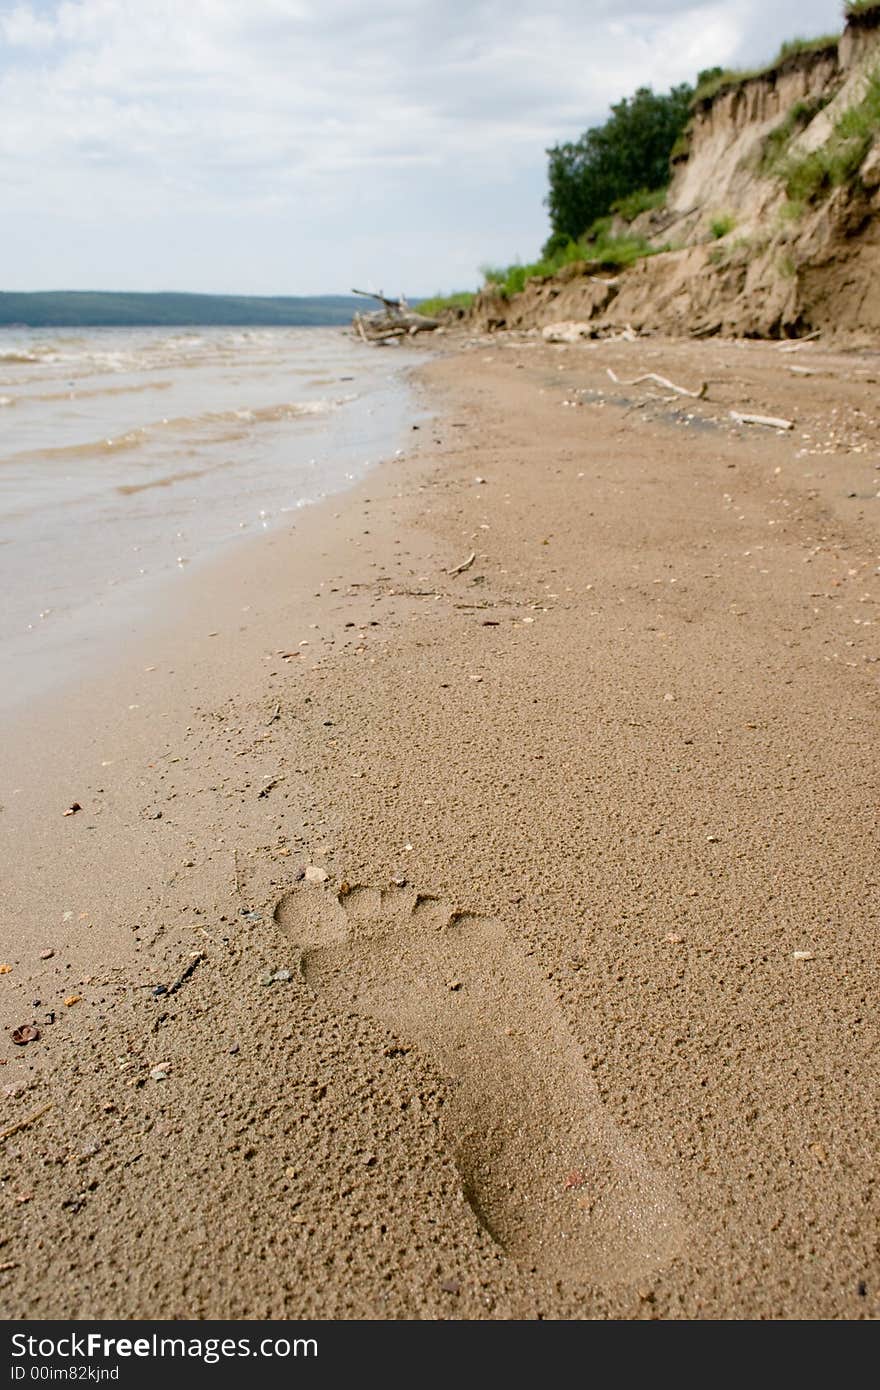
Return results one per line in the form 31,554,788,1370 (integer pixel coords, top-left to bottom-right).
778,330,820,351
166,952,204,997
351,287,404,311
606,367,707,399
730,410,793,430
449,551,476,577
0,1103,52,1145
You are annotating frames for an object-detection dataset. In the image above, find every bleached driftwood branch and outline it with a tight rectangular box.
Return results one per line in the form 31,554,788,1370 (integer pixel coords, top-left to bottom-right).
729,410,793,430
606,367,707,399
351,286,441,343
777,330,820,352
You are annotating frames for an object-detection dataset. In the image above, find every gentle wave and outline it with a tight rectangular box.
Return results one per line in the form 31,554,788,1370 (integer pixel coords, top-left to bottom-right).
31,380,174,403
0,396,344,467
0,328,335,380
116,461,236,496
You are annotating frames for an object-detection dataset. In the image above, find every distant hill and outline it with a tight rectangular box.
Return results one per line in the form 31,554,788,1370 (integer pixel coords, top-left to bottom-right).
0,291,363,328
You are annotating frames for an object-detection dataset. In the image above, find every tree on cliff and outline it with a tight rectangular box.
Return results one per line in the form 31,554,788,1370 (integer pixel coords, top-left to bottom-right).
544,81,694,251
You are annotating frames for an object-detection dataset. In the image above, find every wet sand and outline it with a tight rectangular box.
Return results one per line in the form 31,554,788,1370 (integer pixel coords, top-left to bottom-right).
0,334,877,1319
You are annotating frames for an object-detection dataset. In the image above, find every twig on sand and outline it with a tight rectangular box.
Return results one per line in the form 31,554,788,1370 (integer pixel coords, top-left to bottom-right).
449,552,476,577
0,1103,52,1145
730,410,793,430
778,330,820,352
606,367,707,399
166,952,204,997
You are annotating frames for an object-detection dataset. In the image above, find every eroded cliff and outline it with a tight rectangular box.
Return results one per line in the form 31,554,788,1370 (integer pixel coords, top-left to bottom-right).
470,9,880,340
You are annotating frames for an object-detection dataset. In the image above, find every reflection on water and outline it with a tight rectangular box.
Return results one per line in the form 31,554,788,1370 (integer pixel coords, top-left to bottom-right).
0,325,423,712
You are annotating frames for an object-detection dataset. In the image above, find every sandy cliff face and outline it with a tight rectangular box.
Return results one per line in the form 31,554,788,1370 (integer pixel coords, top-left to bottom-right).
472,12,880,340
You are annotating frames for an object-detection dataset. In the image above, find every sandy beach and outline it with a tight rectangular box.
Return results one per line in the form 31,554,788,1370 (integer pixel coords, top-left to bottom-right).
1,333,877,1320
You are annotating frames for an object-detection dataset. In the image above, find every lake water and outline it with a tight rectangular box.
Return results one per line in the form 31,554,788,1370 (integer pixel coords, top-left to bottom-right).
0,325,424,712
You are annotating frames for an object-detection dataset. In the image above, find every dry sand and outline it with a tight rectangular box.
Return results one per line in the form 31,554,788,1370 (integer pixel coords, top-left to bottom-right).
0,334,877,1320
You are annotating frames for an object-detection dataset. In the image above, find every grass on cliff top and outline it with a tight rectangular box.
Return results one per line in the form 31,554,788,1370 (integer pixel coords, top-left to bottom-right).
693,33,840,106
846,2,880,18
777,67,880,203
482,220,664,299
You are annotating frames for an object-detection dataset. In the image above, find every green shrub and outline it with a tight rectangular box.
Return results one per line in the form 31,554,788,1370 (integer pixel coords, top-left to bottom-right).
610,187,667,221
416,292,475,316
760,95,832,173
710,215,735,239
779,67,880,203
480,220,662,300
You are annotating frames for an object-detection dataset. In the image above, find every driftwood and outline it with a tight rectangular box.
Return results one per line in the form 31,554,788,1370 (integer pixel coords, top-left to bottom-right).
606,367,707,399
351,288,440,343
352,288,406,311
449,551,476,577
730,410,793,430
778,330,820,352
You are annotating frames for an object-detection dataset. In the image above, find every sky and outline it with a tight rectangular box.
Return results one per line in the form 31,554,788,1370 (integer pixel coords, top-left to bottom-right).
0,0,849,296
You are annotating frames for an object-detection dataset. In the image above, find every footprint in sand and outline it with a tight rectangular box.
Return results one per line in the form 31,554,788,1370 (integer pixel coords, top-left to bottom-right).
274,881,684,1283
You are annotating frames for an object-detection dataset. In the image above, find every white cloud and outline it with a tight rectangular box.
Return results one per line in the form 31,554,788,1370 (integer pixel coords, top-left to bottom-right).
0,0,845,292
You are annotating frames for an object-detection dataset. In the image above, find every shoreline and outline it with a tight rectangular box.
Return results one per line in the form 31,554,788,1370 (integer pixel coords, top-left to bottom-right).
0,324,426,718
1,333,877,1319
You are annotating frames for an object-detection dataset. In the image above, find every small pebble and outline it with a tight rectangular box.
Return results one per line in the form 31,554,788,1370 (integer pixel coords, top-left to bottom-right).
792,950,815,961
304,865,328,884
